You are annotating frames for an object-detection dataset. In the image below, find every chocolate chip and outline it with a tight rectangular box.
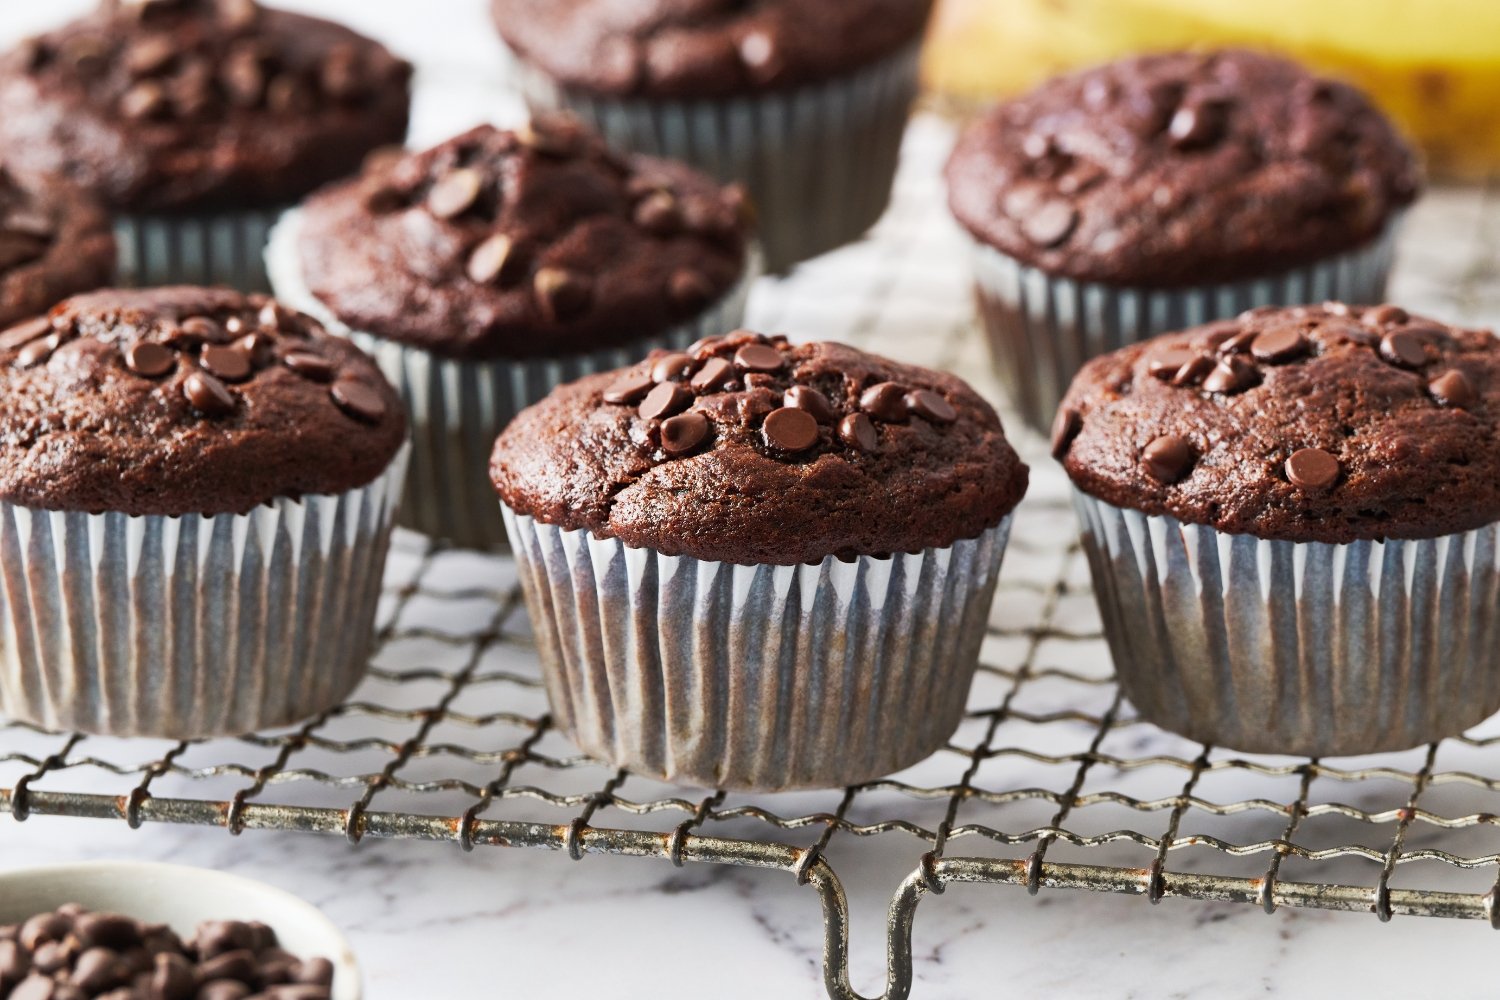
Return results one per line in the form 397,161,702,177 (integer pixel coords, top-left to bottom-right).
16,334,59,368
733,343,784,373
222,46,265,106
905,389,956,424
1167,99,1227,149
1216,328,1260,355
784,385,836,424
650,352,694,383
1364,304,1409,327
235,332,273,366
197,950,257,985
183,371,235,417
660,411,710,456
120,81,168,120
124,340,174,378
69,947,122,992
737,28,784,85
1021,200,1077,248
1171,354,1217,387
124,35,175,77
1286,447,1340,490
150,953,194,1000
1050,406,1081,459
296,958,334,987
1379,330,1427,369
320,44,365,101
1141,435,1194,484
839,412,878,452
633,191,681,235
763,407,819,453
426,168,484,220
17,914,68,953
689,357,732,392
9,974,56,1000
1250,326,1309,364
533,268,591,323
669,268,716,309
860,382,909,423
0,316,51,351
175,316,221,346
602,373,654,405
638,382,690,421
516,117,580,158
1202,356,1257,394
197,981,252,1000
201,344,251,382
1147,347,1195,380
466,233,524,286
1429,369,1477,408
330,379,386,423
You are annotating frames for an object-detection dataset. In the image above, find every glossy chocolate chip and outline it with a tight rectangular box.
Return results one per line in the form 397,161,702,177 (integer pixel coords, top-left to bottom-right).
633,191,681,235
733,343,784,373
638,382,690,421
1429,370,1477,408
660,411,710,456
176,316,221,345
120,80,168,120
1022,200,1078,248
466,233,523,286
785,385,836,424
689,357,733,392
1202,356,1256,394
1147,347,1195,379
426,168,483,220
1171,354,1217,387
183,371,235,417
603,373,654,405
1167,99,1227,149
1050,406,1081,459
1141,435,1194,484
859,382,909,423
1379,330,1427,369
284,352,334,382
330,379,386,423
1250,326,1309,363
1286,448,1340,490
201,344,251,382
0,316,51,351
517,118,579,157
1364,304,1409,327
650,352,694,384
533,268,592,324
906,389,956,424
839,412,878,452
762,406,819,453
124,340,174,378
15,334,59,368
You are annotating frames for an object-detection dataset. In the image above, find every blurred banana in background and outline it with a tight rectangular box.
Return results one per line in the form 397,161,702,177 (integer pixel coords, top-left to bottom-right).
925,0,1500,179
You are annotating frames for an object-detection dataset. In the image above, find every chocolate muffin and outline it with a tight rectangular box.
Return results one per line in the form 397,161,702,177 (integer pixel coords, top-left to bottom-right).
268,117,758,548
1058,303,1500,756
494,0,935,271
0,0,412,290
946,49,1422,433
0,286,408,738
493,331,1027,790
0,167,116,329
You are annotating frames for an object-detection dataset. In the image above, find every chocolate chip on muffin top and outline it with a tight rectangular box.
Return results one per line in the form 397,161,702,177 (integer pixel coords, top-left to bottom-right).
0,167,116,328
491,331,1028,564
490,0,935,99
294,118,753,361
0,0,411,212
0,286,406,517
1056,303,1499,543
945,49,1421,287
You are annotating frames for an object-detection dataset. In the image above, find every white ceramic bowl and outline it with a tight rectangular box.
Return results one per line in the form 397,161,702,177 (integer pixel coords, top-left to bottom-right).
0,861,360,1000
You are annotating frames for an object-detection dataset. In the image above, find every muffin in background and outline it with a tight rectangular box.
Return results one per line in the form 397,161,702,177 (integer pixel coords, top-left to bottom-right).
0,287,408,739
0,0,411,291
268,117,759,550
492,0,935,272
492,332,1027,791
946,48,1421,433
1059,302,1500,757
0,166,115,327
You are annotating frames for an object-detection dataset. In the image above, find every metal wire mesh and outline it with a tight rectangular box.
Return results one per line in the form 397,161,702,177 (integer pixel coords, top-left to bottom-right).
2,119,1500,1000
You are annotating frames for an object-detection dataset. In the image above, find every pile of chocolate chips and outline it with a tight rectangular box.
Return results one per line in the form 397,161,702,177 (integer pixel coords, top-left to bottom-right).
0,904,334,1000
0,296,385,424
601,331,957,461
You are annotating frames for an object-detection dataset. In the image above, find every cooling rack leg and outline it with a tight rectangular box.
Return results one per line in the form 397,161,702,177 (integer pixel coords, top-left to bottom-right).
804,857,932,1000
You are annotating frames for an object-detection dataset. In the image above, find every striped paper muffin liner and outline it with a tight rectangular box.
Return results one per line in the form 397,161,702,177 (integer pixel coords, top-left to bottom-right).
501,505,1013,791
0,445,408,739
509,42,922,273
116,208,286,292
267,209,759,550
1073,489,1500,756
968,219,1402,433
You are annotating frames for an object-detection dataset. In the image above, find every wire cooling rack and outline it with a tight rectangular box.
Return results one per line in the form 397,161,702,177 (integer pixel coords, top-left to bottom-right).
3,119,1500,1000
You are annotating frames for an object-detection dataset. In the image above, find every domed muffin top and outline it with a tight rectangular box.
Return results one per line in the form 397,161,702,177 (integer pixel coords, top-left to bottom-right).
0,0,411,212
0,286,406,517
490,0,934,99
492,331,1028,565
0,167,116,329
946,49,1421,287
291,119,753,361
1056,303,1500,543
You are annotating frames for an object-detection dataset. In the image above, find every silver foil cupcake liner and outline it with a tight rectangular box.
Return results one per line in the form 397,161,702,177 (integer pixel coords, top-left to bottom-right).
267,210,759,549
511,43,922,273
0,446,408,739
968,220,1401,432
1073,489,1500,756
116,207,285,292
501,505,1013,791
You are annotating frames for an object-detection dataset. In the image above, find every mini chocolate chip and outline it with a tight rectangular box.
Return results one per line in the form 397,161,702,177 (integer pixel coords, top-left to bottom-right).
785,385,836,424
1050,406,1081,459
638,381,690,421
0,316,51,351
1429,369,1477,408
1147,347,1195,379
906,389,956,424
183,371,235,416
839,412,878,452
1250,326,1309,363
661,411,710,456
426,168,484,220
1172,354,1217,387
669,268,716,309
860,382,909,422
201,344,251,382
1286,447,1340,490
330,379,386,423
125,340,174,378
733,343,784,372
1364,304,1409,327
1202,356,1256,394
533,268,592,323
602,373,654,405
1379,330,1427,369
687,357,732,392
633,191,681,235
120,81,168,120
650,352,694,384
1022,200,1077,248
466,233,524,286
15,333,59,368
763,406,819,453
1141,435,1194,484
284,352,333,382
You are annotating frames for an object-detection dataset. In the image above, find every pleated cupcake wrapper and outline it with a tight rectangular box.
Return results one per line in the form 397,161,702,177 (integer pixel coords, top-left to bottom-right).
501,505,1012,791
510,43,922,273
1073,489,1500,757
266,209,758,550
968,219,1401,433
116,207,285,292
0,445,408,739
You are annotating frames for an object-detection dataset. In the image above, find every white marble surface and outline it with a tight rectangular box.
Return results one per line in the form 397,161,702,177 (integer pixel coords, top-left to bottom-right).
5,3,1500,999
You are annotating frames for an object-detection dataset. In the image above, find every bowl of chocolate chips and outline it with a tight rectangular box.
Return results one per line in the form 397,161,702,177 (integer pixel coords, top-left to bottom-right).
0,862,358,1000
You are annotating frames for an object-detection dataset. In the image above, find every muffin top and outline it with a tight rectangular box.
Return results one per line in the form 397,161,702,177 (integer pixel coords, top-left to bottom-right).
490,0,934,99
492,331,1028,565
0,0,411,213
1056,303,1500,544
0,168,116,329
0,286,406,517
294,119,753,361
946,49,1421,287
